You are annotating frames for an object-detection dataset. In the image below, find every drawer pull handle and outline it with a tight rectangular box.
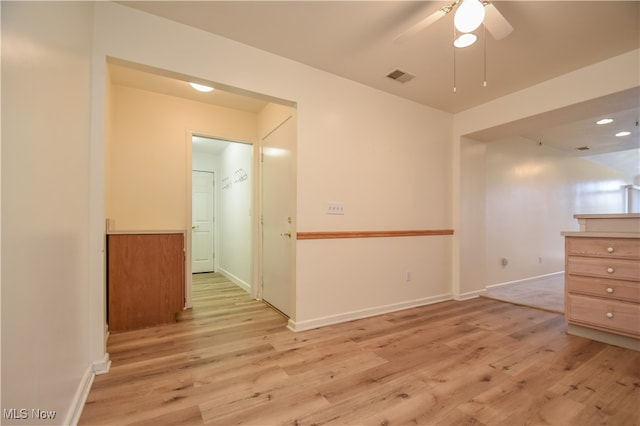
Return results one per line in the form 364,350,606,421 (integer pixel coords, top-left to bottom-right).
607,247,614,253
606,312,613,319
606,287,614,294
606,267,614,274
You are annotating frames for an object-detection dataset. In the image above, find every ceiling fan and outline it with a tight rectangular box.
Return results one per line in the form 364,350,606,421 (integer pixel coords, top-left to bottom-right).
394,0,514,45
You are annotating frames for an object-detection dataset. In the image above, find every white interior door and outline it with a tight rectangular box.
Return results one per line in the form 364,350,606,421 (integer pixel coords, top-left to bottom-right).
262,116,294,317
192,170,215,273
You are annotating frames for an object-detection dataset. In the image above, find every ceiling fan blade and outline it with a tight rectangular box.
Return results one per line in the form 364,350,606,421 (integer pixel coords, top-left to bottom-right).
393,8,448,43
483,3,513,40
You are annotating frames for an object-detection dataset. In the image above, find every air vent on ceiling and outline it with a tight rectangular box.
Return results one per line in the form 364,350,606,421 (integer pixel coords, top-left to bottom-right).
386,69,415,83
576,146,590,151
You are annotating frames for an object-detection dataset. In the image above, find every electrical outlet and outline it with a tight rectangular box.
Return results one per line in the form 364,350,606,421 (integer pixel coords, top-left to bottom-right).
405,271,412,282
326,202,345,215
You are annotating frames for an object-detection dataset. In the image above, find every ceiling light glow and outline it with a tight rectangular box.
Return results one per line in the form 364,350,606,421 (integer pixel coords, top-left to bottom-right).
596,118,614,125
453,33,478,48
454,0,485,33
615,131,631,137
189,82,214,92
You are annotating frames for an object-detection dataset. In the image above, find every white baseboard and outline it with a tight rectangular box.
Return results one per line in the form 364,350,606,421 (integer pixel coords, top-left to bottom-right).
486,271,564,290
217,268,251,293
287,293,453,332
92,353,111,375
453,288,486,301
63,364,95,426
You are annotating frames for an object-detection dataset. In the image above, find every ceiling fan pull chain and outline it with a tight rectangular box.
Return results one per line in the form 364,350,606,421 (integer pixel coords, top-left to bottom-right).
483,23,488,87
453,27,457,93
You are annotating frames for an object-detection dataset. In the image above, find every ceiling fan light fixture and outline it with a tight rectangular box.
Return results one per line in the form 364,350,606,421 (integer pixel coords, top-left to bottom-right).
189,82,214,92
454,33,478,48
454,0,485,33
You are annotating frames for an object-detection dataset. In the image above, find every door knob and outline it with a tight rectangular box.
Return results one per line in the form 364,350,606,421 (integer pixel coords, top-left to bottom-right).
280,232,292,238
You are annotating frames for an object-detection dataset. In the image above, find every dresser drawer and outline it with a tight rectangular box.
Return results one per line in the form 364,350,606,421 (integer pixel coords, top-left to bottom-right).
566,294,640,337
566,237,640,260
567,256,640,281
566,275,640,303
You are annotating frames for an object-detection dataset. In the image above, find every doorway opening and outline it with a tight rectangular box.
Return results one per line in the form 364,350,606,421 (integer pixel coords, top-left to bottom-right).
104,58,297,329
188,135,254,306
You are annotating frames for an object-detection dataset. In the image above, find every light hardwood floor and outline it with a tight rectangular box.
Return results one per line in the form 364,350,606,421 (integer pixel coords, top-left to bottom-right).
80,273,639,425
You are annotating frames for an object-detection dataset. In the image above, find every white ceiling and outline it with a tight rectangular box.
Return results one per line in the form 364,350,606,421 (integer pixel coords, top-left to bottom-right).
113,1,640,177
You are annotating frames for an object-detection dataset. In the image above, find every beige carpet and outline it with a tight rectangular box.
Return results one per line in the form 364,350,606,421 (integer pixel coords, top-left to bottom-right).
481,275,564,314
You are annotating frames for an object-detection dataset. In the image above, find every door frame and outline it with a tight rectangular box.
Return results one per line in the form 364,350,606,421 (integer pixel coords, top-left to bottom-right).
185,131,258,308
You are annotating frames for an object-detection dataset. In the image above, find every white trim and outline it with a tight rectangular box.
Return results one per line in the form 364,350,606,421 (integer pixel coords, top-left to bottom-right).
453,289,485,301
63,364,95,426
185,130,194,309
485,271,564,290
217,268,251,293
287,293,453,332
92,353,111,375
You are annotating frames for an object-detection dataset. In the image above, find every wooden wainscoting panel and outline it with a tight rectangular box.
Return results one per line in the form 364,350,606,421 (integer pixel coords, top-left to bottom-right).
108,233,184,332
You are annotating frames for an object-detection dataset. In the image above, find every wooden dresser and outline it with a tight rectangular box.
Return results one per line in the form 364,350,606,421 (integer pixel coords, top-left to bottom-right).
107,231,185,332
563,214,640,350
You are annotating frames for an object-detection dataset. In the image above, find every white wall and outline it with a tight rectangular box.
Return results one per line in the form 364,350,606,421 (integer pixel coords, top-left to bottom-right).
484,136,632,287
192,151,218,173
458,137,486,297
1,2,96,424
92,2,454,329
217,143,253,288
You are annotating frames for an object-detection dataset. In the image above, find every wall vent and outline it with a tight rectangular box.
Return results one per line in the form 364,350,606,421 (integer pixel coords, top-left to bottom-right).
576,146,590,151
386,69,415,83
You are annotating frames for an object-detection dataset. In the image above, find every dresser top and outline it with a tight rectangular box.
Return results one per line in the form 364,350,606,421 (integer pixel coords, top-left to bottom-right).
562,231,640,238
567,213,640,235
574,214,640,219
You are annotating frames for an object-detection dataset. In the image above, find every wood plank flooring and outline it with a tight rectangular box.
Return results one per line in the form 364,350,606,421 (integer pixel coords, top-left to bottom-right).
80,273,639,425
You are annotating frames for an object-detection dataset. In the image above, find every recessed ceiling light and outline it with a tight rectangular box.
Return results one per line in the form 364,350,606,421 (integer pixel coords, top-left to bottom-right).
453,33,477,48
189,82,214,92
596,118,614,125
615,131,631,137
